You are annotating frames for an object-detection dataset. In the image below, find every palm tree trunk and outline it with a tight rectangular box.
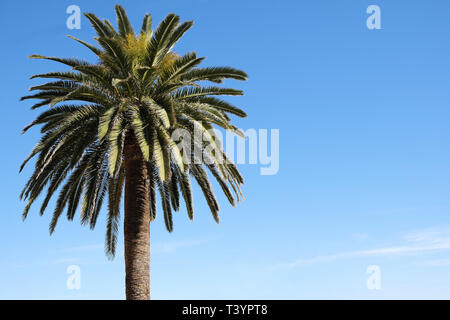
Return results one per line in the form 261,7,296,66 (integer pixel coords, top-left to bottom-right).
124,132,151,300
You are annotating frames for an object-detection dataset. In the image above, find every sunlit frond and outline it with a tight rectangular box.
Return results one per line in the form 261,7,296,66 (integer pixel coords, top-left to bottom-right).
20,5,247,258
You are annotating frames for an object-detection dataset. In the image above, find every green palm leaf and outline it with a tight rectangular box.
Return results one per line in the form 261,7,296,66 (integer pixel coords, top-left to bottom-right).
20,5,247,260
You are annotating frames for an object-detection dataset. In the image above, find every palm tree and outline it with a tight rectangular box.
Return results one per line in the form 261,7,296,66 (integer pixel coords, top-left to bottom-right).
20,5,247,300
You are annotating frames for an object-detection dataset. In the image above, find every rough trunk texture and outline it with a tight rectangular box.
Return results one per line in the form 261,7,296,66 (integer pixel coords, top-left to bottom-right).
124,132,151,300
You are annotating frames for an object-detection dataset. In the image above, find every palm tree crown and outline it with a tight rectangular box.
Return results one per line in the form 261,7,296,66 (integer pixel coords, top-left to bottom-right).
20,5,247,258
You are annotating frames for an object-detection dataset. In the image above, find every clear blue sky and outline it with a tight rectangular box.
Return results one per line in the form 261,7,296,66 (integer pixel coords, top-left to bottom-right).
1,0,450,299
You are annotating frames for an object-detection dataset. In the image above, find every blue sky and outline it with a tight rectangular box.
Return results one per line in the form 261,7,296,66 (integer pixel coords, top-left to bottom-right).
1,0,450,299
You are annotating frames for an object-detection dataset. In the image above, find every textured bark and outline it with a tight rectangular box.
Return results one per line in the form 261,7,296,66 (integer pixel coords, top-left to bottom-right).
124,132,151,300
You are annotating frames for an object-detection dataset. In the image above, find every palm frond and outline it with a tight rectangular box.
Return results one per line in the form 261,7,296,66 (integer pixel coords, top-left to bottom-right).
20,5,247,257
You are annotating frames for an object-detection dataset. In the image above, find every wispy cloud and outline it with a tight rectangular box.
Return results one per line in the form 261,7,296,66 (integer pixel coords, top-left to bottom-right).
403,227,450,244
60,243,104,253
273,227,450,269
58,234,219,255
50,257,80,265
420,258,450,267
352,233,369,241
152,237,216,254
